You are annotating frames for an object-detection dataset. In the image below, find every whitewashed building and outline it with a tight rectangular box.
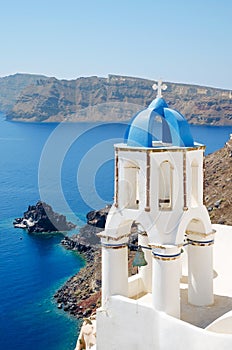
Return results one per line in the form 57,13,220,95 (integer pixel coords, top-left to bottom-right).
95,83,232,350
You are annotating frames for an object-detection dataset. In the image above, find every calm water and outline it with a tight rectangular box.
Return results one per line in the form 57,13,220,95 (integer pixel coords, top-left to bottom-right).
0,113,231,350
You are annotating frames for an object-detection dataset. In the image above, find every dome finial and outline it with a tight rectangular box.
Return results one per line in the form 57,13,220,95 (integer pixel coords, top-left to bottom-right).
152,79,167,98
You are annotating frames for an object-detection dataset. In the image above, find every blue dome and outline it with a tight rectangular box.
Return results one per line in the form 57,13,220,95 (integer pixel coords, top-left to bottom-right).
125,97,194,148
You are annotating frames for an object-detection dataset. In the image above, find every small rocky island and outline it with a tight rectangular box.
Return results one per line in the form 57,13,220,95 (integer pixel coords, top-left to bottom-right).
13,201,76,233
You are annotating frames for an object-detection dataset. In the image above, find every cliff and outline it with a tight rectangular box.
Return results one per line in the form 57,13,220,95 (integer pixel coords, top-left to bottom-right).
0,73,48,112
54,209,138,318
5,75,232,125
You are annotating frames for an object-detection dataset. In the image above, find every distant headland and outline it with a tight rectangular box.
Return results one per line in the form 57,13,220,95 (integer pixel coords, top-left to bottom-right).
0,73,231,125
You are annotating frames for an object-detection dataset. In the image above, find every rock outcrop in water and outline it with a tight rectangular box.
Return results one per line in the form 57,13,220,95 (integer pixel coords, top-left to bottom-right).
13,201,76,233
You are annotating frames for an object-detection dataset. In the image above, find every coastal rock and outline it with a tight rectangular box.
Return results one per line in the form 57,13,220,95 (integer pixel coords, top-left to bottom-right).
86,205,111,228
54,245,102,319
60,205,112,253
13,201,76,233
214,199,222,208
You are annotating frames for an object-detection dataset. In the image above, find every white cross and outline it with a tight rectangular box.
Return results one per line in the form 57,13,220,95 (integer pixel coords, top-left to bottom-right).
152,79,167,98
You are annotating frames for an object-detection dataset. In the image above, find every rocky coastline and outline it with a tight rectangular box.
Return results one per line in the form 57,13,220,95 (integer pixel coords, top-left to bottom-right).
54,207,138,319
54,218,103,318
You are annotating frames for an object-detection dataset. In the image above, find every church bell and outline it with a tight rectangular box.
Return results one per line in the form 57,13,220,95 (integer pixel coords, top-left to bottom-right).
132,246,148,267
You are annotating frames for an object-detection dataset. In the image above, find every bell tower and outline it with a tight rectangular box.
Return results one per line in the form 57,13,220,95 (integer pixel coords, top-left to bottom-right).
97,82,215,348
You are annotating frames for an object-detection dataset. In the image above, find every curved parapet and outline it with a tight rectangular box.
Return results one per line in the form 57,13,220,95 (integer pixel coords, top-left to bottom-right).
206,311,232,334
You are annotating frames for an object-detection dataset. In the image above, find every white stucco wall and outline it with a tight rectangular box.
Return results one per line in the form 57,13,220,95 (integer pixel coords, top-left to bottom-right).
97,295,232,350
109,144,211,246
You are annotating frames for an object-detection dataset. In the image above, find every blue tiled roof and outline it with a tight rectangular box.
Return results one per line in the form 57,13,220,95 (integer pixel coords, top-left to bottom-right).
125,97,194,147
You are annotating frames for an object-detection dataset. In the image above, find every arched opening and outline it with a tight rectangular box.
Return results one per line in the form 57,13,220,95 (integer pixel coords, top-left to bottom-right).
159,160,173,210
180,217,208,283
185,217,206,235
123,161,140,209
127,222,152,299
191,159,199,207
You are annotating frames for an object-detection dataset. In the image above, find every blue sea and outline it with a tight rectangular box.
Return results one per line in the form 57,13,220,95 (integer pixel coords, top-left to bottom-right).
0,112,231,350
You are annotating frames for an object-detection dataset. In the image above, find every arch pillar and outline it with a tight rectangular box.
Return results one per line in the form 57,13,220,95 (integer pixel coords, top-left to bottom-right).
187,231,215,306
151,244,181,318
101,237,128,307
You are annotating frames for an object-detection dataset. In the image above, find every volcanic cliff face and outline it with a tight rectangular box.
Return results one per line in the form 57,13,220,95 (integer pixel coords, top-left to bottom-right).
0,73,48,112
5,75,232,125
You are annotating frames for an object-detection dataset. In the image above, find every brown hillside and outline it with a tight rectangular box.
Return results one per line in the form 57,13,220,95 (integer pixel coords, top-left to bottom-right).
6,75,232,125
205,135,232,225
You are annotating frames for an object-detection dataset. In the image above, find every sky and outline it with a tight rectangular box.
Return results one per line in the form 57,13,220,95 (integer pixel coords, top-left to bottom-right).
0,0,232,89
